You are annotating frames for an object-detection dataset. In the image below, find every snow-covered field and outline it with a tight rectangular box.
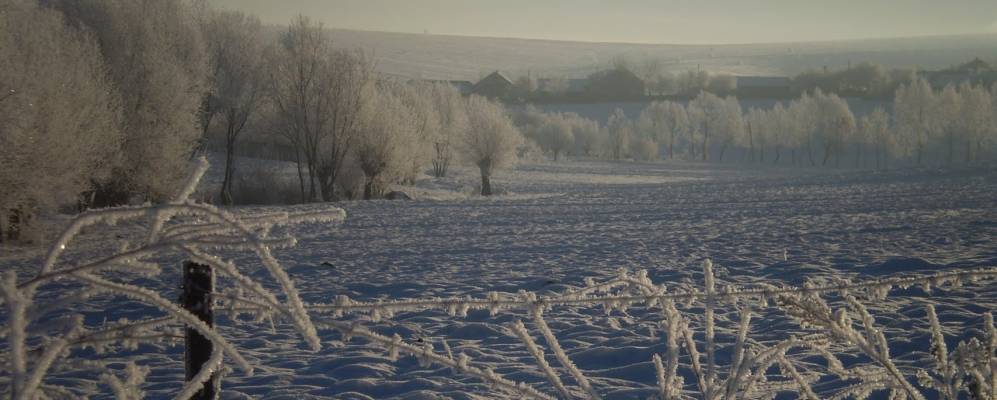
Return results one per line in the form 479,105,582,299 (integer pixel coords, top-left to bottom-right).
3,160,997,399
319,28,997,80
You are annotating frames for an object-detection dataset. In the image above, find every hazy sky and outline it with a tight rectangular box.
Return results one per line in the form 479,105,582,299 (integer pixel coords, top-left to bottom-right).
210,0,997,44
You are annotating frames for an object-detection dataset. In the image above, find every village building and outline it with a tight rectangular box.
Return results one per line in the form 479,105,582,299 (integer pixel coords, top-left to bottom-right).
471,71,515,99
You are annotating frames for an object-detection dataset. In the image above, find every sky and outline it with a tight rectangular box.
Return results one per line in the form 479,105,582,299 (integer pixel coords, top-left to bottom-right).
210,0,997,45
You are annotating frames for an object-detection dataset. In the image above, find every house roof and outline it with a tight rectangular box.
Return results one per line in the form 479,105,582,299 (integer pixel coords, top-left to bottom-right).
477,71,513,86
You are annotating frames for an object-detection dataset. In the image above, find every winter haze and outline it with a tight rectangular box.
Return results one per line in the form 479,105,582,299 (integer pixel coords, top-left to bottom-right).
3,1,997,399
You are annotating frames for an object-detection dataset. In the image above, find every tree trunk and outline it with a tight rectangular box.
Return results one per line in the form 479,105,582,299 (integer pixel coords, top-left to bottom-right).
746,121,755,162
807,138,816,166
220,143,236,206
774,146,781,164
947,131,954,165
478,162,493,196
821,144,832,166
701,121,709,161
294,148,306,203
363,176,377,200
668,131,675,160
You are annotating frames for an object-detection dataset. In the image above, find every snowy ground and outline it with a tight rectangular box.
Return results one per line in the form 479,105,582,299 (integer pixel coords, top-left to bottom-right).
3,160,997,399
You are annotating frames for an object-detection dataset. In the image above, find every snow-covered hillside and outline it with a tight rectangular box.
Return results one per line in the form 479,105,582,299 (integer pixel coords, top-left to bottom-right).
2,161,996,399
319,29,997,80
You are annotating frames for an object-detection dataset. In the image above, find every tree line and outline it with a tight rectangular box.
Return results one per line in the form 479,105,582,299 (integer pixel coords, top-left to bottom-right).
517,78,997,169
0,0,523,241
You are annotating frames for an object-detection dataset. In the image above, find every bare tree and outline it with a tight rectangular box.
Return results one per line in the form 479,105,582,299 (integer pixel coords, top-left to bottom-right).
202,10,266,205
0,1,122,240
460,96,523,196
267,15,329,202
269,16,372,202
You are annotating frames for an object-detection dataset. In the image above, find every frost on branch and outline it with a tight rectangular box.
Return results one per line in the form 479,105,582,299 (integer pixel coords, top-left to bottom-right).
307,259,997,400
1,157,344,399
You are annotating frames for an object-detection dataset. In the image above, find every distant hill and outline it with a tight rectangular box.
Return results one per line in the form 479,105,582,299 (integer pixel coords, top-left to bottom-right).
304,28,997,81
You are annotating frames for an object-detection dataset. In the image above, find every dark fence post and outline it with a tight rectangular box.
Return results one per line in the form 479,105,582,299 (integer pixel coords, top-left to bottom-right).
182,261,218,399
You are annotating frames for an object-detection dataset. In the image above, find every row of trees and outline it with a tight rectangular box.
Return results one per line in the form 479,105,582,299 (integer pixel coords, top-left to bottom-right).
516,78,997,168
1,1,524,241
257,16,521,201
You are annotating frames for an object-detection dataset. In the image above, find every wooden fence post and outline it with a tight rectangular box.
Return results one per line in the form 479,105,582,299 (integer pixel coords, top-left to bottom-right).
181,261,218,399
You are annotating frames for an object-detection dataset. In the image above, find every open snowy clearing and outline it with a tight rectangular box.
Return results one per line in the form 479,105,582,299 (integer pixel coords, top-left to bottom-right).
2,161,996,399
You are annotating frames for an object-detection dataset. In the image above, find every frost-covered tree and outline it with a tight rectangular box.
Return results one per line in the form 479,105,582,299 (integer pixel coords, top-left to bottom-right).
960,83,993,163
789,92,819,166
860,108,894,169
714,96,744,162
894,77,936,166
268,15,330,202
0,1,121,240
202,10,266,205
664,102,690,160
936,85,962,165
606,108,633,160
569,115,603,158
393,81,442,183
461,96,523,196
353,83,418,199
688,92,727,161
767,103,796,164
268,16,372,201
812,91,855,166
48,0,209,204
536,114,574,161
744,108,769,162
429,83,468,178
629,137,659,161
